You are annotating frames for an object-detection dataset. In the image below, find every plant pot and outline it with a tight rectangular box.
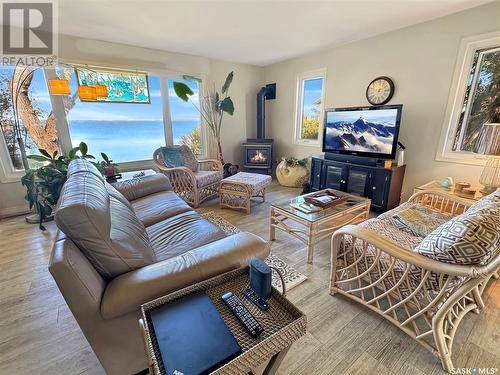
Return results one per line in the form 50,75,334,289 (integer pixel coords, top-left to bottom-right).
103,166,116,176
276,161,309,188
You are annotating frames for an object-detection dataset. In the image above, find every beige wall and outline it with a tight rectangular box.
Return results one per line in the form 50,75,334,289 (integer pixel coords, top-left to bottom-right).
263,2,500,199
0,36,263,218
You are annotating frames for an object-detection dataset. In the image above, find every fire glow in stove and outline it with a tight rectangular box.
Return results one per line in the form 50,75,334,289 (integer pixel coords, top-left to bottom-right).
243,83,276,175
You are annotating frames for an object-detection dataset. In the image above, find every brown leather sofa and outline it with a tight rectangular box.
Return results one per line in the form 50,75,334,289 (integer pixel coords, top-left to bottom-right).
49,159,270,375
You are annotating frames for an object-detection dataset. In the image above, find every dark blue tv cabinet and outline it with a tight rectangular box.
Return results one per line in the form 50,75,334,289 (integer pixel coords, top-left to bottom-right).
310,155,406,212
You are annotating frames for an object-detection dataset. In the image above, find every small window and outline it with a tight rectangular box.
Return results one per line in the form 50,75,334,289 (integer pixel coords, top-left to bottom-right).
295,70,326,145
453,46,500,152
437,32,500,165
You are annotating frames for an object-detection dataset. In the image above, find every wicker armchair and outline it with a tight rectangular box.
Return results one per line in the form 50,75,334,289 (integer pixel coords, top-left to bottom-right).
330,191,500,373
153,147,223,208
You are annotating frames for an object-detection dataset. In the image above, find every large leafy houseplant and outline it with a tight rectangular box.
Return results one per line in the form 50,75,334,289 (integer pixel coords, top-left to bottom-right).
173,72,234,164
21,142,96,230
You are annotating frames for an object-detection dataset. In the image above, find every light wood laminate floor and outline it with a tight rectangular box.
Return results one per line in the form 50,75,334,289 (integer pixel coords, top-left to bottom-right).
0,182,498,374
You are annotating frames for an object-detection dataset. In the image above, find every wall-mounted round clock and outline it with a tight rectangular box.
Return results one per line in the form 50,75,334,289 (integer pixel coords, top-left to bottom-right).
366,76,394,105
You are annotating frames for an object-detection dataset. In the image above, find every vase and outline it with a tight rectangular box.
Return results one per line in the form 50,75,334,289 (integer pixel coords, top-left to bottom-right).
276,161,309,188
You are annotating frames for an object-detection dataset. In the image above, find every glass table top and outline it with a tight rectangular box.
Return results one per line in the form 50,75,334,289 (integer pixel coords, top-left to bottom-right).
271,191,370,222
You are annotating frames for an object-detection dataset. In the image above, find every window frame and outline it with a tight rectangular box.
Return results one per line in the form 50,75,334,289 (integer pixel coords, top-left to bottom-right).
436,31,500,166
294,68,327,147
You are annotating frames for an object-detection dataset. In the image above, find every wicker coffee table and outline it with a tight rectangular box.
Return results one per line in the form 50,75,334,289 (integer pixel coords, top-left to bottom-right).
139,267,306,375
270,190,370,263
220,172,272,213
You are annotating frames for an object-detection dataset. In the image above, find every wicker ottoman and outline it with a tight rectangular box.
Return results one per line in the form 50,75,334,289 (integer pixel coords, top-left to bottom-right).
220,172,272,213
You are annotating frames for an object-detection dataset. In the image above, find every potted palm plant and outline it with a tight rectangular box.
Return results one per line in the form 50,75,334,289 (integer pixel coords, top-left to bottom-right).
173,72,234,165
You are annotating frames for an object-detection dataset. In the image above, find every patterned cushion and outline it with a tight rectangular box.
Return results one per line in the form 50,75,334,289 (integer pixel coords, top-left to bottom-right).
388,203,451,237
466,190,500,214
415,203,500,266
160,145,198,172
194,170,223,188
220,172,272,195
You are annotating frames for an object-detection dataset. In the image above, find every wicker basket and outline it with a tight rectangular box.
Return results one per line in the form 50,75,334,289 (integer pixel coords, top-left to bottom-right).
140,267,307,375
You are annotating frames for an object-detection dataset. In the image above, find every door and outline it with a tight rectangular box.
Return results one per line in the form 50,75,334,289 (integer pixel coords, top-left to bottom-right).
310,158,323,191
346,167,371,197
370,170,390,210
323,161,347,191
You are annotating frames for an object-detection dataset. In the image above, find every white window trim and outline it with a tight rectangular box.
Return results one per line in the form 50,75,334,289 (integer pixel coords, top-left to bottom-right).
294,68,327,147
435,31,500,166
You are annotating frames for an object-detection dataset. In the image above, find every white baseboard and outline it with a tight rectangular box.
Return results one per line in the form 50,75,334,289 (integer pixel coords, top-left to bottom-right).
0,205,30,219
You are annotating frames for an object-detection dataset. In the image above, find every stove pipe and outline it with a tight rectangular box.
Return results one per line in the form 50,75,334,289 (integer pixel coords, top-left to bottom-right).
256,83,276,139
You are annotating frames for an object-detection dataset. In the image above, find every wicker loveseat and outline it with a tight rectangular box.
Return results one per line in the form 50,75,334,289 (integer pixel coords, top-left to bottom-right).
330,190,500,372
153,145,223,207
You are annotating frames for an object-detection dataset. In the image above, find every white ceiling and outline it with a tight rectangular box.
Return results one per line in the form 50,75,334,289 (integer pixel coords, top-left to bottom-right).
58,0,493,66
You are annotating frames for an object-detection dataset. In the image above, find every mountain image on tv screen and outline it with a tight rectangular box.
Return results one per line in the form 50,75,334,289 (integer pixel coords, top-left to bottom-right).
324,108,399,154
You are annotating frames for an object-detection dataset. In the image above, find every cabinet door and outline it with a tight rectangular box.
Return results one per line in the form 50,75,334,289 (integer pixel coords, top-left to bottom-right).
323,161,347,191
310,159,323,191
346,167,371,197
370,170,390,210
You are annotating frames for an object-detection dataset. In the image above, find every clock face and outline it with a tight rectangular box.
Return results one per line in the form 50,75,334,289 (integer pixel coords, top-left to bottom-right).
366,77,394,105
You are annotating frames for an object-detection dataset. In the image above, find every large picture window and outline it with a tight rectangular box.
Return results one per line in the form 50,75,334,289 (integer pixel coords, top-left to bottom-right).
295,69,326,145
66,72,165,162
0,66,206,183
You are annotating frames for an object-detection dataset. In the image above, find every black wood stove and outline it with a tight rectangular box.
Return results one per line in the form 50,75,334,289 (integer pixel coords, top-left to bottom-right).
243,83,276,175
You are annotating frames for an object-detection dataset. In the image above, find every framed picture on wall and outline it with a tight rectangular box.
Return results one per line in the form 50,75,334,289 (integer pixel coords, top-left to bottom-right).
76,67,151,103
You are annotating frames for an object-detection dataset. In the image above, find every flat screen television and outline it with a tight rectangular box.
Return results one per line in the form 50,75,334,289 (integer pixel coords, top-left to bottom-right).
322,104,402,160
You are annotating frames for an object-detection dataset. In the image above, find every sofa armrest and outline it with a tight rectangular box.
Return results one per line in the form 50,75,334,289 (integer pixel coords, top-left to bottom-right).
112,173,172,201
101,232,271,319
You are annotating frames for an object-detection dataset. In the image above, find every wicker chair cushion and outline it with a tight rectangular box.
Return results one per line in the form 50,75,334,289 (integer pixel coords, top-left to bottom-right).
415,202,500,266
160,145,198,172
221,172,272,195
385,202,451,237
195,170,223,188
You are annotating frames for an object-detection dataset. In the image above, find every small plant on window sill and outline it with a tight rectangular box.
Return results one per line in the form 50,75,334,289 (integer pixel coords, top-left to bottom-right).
96,152,121,176
173,71,234,165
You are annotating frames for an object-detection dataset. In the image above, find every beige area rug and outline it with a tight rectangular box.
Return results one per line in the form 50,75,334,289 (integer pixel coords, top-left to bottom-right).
201,211,307,292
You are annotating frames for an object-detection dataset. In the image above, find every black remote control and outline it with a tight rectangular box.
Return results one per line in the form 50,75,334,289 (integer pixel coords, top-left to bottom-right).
221,292,263,338
243,288,269,311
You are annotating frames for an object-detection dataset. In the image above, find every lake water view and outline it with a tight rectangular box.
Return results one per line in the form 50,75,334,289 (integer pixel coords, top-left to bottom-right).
68,120,199,162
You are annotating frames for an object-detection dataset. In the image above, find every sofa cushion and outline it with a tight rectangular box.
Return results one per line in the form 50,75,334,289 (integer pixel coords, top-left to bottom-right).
147,211,226,261
195,170,223,188
160,145,198,172
55,170,155,279
415,202,500,266
131,190,192,227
